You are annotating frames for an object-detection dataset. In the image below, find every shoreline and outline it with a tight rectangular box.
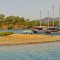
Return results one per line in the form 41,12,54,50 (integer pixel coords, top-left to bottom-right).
0,34,60,46
0,40,60,46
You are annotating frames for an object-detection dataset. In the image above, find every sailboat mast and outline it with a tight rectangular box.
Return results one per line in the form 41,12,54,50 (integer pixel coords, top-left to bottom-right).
59,5,60,27
40,11,41,26
52,5,54,27
48,11,49,27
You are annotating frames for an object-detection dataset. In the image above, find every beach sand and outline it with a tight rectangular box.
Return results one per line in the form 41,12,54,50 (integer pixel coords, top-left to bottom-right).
0,34,60,45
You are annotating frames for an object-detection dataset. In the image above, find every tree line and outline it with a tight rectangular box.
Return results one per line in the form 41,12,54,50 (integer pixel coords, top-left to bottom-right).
0,14,59,29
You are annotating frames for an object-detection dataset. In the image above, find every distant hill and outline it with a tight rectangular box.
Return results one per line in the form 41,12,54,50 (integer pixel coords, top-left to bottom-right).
39,17,60,23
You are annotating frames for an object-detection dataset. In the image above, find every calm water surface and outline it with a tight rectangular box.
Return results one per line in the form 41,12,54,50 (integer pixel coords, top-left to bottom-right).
0,29,23,34
0,42,60,60
0,29,60,36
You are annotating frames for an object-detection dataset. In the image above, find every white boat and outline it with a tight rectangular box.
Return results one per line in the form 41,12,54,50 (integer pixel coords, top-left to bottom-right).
45,27,60,34
32,26,46,33
23,30,33,34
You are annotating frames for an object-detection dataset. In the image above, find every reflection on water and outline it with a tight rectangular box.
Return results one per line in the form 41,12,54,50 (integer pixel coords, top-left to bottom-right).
0,42,60,60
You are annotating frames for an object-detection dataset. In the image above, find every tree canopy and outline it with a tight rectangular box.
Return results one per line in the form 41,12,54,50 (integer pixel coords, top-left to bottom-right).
0,14,59,29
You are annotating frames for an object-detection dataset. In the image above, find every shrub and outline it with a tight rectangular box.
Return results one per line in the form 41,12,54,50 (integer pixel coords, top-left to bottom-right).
0,32,13,36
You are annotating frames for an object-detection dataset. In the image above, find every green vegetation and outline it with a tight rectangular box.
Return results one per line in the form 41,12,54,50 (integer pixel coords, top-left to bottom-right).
0,14,59,29
0,32,13,36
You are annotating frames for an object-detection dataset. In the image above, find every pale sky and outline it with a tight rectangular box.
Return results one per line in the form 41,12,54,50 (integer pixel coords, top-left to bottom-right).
0,0,60,19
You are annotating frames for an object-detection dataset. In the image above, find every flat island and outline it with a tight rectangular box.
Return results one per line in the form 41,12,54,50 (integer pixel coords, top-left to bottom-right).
0,34,60,45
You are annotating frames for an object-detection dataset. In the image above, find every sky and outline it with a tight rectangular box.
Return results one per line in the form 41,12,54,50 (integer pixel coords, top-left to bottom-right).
0,0,60,20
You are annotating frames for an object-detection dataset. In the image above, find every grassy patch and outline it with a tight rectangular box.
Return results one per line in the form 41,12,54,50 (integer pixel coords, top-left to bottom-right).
0,32,13,36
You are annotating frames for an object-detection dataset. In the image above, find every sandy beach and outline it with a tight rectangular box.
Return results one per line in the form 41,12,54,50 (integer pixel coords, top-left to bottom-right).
0,34,60,45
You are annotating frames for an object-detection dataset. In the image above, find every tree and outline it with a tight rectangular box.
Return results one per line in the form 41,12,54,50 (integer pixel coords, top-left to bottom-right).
0,14,5,19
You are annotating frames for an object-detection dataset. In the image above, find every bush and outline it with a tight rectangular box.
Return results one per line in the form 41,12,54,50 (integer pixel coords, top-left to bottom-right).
0,32,13,36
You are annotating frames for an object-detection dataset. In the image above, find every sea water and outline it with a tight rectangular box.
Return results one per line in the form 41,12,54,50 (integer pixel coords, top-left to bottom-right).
0,42,60,60
0,29,60,36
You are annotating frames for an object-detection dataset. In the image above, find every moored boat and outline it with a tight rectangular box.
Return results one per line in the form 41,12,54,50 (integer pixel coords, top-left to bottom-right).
32,26,46,33
45,27,60,34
